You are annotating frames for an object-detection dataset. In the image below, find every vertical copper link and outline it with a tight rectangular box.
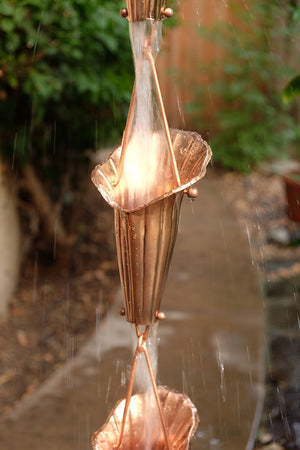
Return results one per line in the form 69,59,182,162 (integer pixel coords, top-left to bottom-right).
144,47,181,187
114,325,172,450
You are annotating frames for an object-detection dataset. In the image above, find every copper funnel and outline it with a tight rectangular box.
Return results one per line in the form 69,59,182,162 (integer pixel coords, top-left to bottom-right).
92,386,199,449
92,129,211,325
115,194,182,324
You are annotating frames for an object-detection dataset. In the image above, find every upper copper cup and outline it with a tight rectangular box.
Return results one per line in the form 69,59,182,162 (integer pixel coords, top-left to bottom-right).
92,129,211,325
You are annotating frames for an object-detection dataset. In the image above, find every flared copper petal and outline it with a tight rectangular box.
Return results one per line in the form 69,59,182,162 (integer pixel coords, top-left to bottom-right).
91,129,212,213
92,387,199,450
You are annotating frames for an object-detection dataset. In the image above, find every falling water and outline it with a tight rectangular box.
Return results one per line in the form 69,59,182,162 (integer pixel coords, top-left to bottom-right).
133,322,159,393
132,323,160,449
115,20,175,211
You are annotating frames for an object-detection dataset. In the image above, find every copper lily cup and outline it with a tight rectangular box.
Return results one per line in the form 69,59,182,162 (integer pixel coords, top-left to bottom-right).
92,128,212,325
92,387,199,450
91,128,211,449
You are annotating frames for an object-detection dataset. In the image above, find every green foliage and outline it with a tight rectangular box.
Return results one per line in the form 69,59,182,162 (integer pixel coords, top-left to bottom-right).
283,75,300,103
0,0,134,167
188,0,300,172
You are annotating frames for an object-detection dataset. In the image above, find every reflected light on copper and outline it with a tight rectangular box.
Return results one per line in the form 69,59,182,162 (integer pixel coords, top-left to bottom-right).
92,387,199,450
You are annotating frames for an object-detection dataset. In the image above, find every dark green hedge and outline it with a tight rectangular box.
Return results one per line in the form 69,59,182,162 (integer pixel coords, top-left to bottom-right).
0,0,134,166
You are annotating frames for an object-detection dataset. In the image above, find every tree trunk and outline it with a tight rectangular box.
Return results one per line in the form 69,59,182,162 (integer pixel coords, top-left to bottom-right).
22,164,72,249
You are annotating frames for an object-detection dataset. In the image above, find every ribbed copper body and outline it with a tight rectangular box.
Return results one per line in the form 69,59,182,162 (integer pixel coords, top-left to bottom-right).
92,386,199,450
115,193,183,325
92,129,212,325
126,0,165,21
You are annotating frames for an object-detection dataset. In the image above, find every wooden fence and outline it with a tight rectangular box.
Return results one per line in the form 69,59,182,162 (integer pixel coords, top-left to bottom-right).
158,0,234,130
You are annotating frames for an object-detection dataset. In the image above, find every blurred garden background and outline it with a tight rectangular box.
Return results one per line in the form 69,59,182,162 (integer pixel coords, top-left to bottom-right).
0,0,300,448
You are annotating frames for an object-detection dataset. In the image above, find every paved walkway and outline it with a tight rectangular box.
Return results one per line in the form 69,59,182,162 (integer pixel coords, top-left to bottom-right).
0,170,264,450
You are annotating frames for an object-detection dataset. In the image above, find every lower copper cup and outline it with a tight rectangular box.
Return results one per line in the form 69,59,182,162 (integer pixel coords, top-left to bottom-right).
92,129,212,325
92,386,199,450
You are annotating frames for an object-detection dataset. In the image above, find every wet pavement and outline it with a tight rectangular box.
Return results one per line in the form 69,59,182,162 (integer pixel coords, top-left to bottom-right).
0,170,264,449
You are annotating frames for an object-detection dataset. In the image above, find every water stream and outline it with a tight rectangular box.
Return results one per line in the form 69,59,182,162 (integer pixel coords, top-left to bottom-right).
114,20,174,211
132,322,159,393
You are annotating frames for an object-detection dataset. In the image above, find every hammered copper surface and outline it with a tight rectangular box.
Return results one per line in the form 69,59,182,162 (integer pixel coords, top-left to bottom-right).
92,387,199,450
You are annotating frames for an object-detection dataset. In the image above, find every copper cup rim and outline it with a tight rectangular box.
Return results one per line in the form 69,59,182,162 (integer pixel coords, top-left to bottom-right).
92,129,212,213
92,385,199,449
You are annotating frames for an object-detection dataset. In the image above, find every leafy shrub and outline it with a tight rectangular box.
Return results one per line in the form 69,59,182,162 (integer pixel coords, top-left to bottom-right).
0,0,134,168
188,0,300,172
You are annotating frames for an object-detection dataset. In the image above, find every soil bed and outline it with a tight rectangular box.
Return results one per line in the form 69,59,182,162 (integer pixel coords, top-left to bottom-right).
0,172,119,416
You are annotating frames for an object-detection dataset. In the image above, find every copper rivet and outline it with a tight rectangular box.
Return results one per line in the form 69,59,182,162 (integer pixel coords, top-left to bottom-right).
120,8,128,18
187,187,198,199
156,311,165,320
120,307,126,316
162,7,173,18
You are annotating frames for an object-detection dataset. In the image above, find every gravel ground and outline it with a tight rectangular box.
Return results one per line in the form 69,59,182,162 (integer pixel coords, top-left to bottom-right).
223,170,300,450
